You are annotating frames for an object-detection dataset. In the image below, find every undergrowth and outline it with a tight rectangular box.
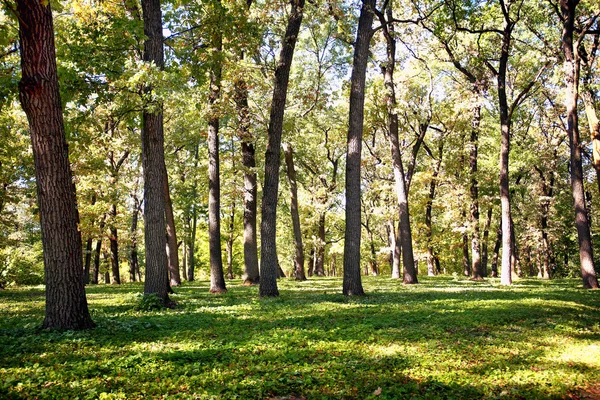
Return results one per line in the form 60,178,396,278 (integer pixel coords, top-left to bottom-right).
0,276,598,399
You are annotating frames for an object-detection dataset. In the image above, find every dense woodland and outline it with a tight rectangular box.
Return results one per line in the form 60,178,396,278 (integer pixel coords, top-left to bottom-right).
0,0,599,329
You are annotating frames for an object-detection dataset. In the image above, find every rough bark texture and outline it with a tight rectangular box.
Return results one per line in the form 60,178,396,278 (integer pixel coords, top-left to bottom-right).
17,0,94,330
164,167,181,286
561,0,598,289
283,143,306,280
259,0,305,297
379,6,417,284
207,32,227,294
342,0,375,296
141,0,170,304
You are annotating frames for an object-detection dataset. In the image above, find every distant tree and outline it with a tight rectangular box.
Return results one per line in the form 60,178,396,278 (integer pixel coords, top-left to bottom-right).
16,0,94,329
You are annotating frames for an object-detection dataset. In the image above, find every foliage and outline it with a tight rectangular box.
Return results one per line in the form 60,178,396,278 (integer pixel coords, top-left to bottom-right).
1,277,599,399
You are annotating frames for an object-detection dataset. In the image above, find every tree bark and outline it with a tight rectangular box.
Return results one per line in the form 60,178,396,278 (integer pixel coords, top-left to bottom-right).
109,203,120,284
187,144,199,282
283,143,306,280
481,206,493,277
92,238,102,285
491,224,501,278
129,190,140,282
561,0,598,289
207,28,227,294
83,237,93,285
17,0,94,330
164,167,181,286
343,0,375,295
425,143,442,276
314,212,326,276
469,96,483,280
259,0,305,297
141,0,170,304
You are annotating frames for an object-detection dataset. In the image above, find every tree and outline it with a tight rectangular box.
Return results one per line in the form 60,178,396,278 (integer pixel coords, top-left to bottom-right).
343,0,376,296
141,0,171,304
559,0,599,289
16,0,95,329
283,143,307,280
259,0,306,297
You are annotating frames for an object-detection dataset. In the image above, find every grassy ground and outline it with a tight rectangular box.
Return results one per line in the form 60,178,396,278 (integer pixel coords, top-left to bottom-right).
0,276,599,399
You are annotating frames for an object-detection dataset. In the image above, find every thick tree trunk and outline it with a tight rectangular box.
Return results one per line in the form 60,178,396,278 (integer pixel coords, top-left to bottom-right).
109,204,120,284
561,0,598,289
141,0,170,304
17,0,94,330
380,7,417,284
343,0,375,295
259,0,305,297
283,143,306,280
164,167,181,286
207,31,227,294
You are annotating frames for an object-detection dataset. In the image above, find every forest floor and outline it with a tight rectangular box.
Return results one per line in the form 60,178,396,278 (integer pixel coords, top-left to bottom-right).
0,276,599,399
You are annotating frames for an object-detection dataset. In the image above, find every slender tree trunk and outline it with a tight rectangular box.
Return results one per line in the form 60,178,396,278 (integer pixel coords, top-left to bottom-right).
425,144,442,277
498,21,514,286
307,247,315,277
491,224,501,278
259,0,305,297
561,0,598,289
129,190,140,282
141,0,170,304
92,238,102,285
283,143,306,280
469,96,483,280
314,212,326,276
83,238,93,285
462,223,471,277
386,220,395,273
17,0,94,330
164,167,181,286
343,0,375,296
380,7,417,284
187,144,199,282
226,200,235,280
109,204,120,284
481,206,493,277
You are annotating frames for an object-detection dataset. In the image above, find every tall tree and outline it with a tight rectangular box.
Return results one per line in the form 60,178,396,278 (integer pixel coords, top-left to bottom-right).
207,1,227,294
559,0,599,289
16,0,94,329
283,143,307,280
376,5,418,284
259,0,306,297
141,0,170,304
343,0,376,295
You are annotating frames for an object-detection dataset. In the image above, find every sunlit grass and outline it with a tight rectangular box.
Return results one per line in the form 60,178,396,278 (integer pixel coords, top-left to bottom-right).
1,276,598,399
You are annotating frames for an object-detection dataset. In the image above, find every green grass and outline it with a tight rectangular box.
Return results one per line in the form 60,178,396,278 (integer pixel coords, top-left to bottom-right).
1,276,599,399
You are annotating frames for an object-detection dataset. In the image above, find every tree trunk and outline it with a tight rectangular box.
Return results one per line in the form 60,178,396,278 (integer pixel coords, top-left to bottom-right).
469,97,483,280
259,0,305,297
314,212,326,276
141,0,170,304
83,238,93,285
226,199,235,280
343,0,375,296
462,226,471,277
17,0,94,330
379,6,417,284
561,0,598,289
283,143,306,280
109,203,121,284
207,29,227,294
481,206,493,277
187,144,199,282
164,167,181,286
129,193,140,282
491,224,501,278
498,21,514,286
425,143,442,277
92,238,102,285
307,247,315,277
